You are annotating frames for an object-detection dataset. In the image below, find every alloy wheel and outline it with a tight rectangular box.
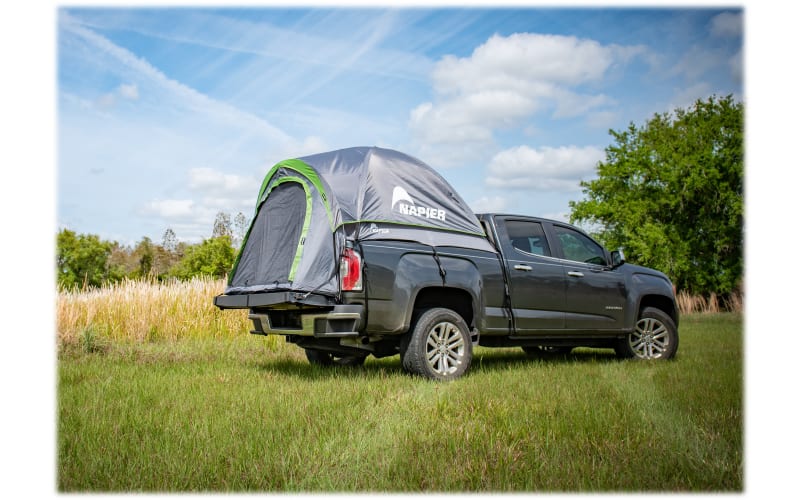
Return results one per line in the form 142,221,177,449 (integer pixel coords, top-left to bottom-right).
425,321,466,376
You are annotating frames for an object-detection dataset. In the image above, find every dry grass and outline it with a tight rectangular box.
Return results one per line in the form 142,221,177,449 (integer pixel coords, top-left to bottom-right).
57,277,742,346
57,277,250,344
676,290,743,314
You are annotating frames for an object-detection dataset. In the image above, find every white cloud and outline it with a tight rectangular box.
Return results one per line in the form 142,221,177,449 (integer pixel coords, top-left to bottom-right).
140,167,261,241
409,32,644,161
118,83,139,100
669,82,713,111
188,167,255,200
729,49,743,83
485,145,605,192
470,196,508,214
710,12,743,38
140,199,196,219
670,46,730,81
541,211,570,223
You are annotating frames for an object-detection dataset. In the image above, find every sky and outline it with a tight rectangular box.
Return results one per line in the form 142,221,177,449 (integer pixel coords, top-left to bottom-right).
56,5,744,246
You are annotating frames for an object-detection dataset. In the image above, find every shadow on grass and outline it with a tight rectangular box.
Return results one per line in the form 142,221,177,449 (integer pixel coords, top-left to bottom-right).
249,357,405,380
250,347,623,380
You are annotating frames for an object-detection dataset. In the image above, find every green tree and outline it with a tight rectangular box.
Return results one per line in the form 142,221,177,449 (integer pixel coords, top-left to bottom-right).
569,95,743,296
170,235,235,279
132,237,155,278
56,229,114,289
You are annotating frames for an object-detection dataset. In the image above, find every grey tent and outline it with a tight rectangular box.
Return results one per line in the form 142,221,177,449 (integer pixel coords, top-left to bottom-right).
226,146,493,296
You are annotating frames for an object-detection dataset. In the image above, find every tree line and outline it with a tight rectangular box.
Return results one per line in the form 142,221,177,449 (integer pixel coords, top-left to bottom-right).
57,212,249,289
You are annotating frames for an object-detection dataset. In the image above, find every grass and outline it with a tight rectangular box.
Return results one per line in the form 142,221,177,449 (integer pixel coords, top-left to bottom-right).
57,277,251,343
58,310,742,492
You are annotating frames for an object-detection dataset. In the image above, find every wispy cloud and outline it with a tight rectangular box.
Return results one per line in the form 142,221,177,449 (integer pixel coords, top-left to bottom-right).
60,11,293,145
710,11,743,38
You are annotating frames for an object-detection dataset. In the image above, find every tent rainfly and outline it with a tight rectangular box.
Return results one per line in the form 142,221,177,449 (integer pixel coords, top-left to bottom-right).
226,146,493,296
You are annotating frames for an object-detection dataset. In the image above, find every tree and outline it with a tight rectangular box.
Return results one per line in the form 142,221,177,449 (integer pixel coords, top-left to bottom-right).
170,235,235,279
569,95,743,296
212,212,232,239
162,228,177,253
233,212,250,249
56,229,114,289
132,237,155,278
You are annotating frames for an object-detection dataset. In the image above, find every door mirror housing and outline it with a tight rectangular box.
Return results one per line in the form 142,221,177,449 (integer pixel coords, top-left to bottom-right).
611,248,626,268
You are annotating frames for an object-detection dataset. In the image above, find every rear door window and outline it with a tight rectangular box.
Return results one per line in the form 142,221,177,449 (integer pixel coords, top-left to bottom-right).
504,220,551,257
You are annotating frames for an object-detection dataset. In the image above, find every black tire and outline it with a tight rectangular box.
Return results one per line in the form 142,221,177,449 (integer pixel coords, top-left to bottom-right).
522,346,573,357
401,308,472,381
615,307,678,360
304,348,367,367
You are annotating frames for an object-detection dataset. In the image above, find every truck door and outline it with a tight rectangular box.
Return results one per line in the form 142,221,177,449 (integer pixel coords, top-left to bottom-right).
496,217,566,331
549,223,626,330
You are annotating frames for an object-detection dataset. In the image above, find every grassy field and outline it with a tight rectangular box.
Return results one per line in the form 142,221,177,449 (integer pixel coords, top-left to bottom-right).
57,280,742,492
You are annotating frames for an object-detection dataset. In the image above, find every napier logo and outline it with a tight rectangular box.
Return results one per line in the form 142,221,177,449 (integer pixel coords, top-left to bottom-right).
391,186,447,222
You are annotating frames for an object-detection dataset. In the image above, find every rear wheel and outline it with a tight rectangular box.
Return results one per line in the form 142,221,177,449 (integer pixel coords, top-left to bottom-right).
615,307,678,360
401,308,472,381
304,348,367,367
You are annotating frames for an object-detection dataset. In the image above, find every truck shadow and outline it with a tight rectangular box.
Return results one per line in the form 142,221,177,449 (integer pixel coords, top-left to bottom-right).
469,348,621,373
251,348,622,380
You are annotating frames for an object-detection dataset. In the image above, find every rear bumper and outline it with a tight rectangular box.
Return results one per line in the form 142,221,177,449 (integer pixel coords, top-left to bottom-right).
249,305,364,338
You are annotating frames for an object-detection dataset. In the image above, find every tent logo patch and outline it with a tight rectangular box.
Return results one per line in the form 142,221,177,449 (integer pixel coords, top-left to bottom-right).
367,223,390,235
391,186,446,221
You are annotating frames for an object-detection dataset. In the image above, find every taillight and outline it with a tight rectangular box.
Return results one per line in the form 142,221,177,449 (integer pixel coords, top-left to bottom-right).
340,248,362,291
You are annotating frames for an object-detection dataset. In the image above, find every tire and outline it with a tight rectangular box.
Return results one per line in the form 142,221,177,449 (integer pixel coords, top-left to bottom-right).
304,348,367,367
401,308,472,381
615,307,678,360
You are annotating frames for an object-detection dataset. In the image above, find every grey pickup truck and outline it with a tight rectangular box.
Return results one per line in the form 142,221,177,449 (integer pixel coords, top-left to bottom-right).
214,147,678,380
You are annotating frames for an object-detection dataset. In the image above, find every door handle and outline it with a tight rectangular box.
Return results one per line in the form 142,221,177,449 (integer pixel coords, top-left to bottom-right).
567,271,584,278
514,264,532,271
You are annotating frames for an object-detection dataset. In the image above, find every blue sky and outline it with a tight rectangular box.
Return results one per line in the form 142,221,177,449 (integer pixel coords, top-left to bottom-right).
57,6,743,245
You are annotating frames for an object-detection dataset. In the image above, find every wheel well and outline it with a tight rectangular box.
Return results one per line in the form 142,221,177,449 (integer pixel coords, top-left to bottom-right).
639,294,678,326
412,287,474,328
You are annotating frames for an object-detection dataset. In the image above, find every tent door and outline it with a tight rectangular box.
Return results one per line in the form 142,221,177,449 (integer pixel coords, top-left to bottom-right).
231,177,311,287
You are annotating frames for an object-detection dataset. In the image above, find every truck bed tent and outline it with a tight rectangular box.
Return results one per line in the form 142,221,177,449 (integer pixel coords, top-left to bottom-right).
226,146,493,296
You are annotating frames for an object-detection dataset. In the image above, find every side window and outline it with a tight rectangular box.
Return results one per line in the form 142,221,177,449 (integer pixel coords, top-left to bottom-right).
504,220,551,257
554,225,607,266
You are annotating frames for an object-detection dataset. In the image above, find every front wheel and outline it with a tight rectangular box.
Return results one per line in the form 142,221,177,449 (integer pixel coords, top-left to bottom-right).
615,307,678,360
401,308,472,381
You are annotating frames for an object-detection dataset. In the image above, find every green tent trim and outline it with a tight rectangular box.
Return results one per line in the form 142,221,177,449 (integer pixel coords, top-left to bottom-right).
257,159,335,229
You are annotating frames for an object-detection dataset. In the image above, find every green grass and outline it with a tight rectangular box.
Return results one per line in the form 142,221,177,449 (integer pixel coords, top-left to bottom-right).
58,313,742,492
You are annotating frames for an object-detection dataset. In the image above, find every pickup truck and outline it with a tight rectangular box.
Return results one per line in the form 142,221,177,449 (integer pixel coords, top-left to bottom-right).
214,147,678,380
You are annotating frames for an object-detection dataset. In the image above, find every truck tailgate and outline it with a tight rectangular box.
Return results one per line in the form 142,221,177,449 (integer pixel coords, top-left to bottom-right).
213,291,337,309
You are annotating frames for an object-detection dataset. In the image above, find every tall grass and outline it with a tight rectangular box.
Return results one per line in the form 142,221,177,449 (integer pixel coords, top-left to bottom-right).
57,277,250,344
676,290,743,314
57,278,743,348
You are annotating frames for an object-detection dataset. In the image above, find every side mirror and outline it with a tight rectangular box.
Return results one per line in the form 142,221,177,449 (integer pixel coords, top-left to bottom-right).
611,248,626,268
